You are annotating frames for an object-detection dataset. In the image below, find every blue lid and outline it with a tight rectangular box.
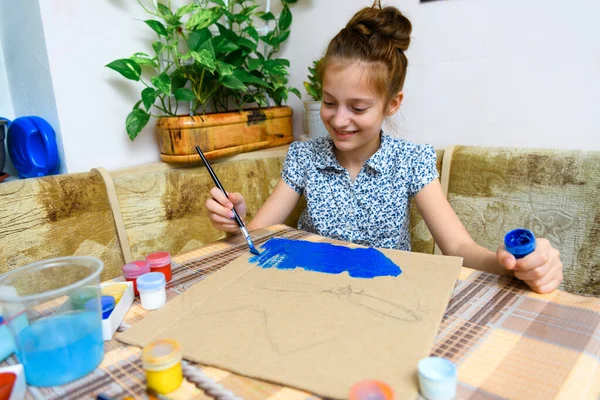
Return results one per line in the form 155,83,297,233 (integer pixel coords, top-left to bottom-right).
504,229,536,259
0,316,4,324
136,272,166,292
418,356,457,400
6,116,59,178
85,295,116,319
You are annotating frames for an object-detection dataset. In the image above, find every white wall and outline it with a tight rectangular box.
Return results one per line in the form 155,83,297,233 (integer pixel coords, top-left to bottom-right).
38,0,161,172
280,0,600,150
2,0,599,174
0,26,16,178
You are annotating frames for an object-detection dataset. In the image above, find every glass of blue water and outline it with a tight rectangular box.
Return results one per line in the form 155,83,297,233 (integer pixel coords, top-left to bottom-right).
0,256,105,386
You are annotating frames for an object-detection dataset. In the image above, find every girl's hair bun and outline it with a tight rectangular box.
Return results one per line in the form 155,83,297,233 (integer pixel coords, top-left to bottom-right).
347,5,412,53
321,2,413,99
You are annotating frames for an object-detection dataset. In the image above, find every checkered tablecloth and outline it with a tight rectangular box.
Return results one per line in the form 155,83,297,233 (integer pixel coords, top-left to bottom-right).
4,225,600,399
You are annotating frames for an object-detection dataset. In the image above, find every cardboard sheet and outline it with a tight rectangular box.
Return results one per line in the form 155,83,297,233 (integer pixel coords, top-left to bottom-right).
118,238,462,399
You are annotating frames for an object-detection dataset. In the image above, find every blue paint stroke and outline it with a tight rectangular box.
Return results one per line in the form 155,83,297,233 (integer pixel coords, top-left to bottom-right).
249,238,402,279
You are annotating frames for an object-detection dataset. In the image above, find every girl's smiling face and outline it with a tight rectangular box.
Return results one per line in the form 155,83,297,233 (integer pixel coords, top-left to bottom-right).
320,61,402,163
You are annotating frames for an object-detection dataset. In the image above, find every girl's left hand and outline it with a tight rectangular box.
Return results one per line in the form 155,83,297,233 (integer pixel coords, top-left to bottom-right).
496,238,564,294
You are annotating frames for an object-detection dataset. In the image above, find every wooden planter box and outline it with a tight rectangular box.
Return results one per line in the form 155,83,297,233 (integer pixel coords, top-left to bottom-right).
157,106,293,163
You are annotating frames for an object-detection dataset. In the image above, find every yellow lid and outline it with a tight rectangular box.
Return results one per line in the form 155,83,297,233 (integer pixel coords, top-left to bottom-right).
142,339,182,371
101,283,128,303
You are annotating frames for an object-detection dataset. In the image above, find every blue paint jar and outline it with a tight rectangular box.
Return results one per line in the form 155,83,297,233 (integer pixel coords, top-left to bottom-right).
85,295,116,319
504,229,536,259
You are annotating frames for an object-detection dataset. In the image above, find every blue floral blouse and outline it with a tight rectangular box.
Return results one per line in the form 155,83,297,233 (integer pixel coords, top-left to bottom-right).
281,134,438,250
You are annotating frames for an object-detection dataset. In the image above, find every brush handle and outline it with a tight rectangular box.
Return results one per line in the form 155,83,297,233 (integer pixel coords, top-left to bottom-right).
195,146,246,229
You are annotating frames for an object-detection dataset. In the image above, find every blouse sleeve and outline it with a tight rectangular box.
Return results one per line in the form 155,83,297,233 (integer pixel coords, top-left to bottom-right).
281,141,306,195
408,144,439,196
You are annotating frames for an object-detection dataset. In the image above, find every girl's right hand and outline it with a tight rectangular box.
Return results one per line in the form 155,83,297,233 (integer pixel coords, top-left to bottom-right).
205,187,248,233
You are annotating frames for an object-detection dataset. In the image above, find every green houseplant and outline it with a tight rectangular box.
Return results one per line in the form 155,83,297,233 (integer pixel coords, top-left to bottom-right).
302,58,328,139
107,0,300,162
303,58,322,102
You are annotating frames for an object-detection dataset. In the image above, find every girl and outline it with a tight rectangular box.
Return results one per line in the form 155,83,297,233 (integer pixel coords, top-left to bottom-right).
206,2,563,294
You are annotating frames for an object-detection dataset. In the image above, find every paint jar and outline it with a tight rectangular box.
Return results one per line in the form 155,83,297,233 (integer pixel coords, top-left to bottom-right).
85,295,116,320
146,252,172,283
122,260,151,296
101,283,128,304
349,380,394,400
504,228,536,259
0,256,104,386
418,356,457,400
137,272,167,311
142,339,183,395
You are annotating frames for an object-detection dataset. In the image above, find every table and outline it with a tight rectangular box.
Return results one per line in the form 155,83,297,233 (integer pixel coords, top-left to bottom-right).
4,225,600,399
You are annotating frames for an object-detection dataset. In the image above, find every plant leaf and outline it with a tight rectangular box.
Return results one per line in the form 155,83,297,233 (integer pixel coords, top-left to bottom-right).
151,72,171,96
214,37,239,53
256,11,275,21
273,58,291,67
289,87,302,99
191,50,216,72
241,4,260,17
233,69,270,88
186,8,223,30
209,0,226,6
145,20,168,37
244,26,259,41
236,37,257,51
259,34,277,47
278,6,292,32
224,49,245,67
188,28,212,52
141,88,158,111
171,70,188,92
220,75,247,91
152,41,164,54
247,57,262,71
275,30,290,45
126,109,150,141
156,3,172,17
130,53,158,68
105,59,141,81
174,88,196,101
175,4,199,19
216,61,234,77
216,23,239,42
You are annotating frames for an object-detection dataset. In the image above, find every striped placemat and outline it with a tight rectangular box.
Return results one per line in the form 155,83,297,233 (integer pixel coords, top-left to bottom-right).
3,225,600,399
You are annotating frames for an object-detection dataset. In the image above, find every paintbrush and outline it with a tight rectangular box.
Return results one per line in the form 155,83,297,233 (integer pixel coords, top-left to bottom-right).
195,146,260,255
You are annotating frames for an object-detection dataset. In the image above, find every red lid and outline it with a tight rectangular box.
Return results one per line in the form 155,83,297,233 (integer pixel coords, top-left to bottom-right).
0,372,16,400
122,260,151,278
146,252,171,266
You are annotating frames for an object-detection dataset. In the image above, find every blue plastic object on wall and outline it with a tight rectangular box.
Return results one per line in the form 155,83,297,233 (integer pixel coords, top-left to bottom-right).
6,116,59,178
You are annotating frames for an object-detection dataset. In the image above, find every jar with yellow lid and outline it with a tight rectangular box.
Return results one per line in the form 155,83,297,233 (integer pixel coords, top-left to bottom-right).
142,339,183,395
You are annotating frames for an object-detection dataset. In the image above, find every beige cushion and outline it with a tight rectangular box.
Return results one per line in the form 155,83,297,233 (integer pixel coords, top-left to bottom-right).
0,171,125,281
446,146,600,296
112,151,301,261
409,149,444,254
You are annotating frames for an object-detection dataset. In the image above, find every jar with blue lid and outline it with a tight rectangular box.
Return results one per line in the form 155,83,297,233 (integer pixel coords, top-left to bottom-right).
85,295,116,319
137,272,167,311
504,229,536,259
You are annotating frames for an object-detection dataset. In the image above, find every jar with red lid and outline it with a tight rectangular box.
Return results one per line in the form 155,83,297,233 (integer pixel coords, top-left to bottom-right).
146,252,172,283
122,260,151,296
